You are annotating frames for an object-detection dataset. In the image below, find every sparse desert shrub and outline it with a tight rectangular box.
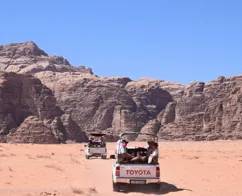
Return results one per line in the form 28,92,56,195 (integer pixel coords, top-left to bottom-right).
36,154,51,159
5,181,12,185
89,187,97,193
71,186,84,194
45,164,63,171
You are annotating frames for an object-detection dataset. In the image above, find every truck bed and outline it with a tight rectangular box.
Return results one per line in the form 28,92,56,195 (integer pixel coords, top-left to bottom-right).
88,147,106,154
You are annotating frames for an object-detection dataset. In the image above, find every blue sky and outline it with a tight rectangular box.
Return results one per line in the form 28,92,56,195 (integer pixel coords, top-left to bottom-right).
0,0,241,84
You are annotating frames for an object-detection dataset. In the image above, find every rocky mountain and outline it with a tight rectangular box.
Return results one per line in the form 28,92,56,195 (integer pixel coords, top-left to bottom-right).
0,71,87,143
0,41,93,75
0,41,241,143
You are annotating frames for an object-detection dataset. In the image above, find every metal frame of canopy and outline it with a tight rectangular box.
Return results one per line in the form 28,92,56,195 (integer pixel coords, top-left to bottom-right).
118,131,158,142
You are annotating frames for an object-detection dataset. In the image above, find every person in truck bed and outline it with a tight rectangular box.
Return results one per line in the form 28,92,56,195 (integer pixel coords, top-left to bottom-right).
116,139,122,155
130,141,159,164
88,137,94,145
148,142,159,164
117,139,135,161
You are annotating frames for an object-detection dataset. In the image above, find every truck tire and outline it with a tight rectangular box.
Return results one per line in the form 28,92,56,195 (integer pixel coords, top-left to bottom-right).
121,184,129,193
113,182,120,192
86,155,90,159
112,174,120,192
101,155,107,159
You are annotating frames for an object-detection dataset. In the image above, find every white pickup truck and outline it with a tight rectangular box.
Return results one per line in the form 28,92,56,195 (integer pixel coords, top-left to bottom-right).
85,145,107,159
85,133,107,159
112,132,160,192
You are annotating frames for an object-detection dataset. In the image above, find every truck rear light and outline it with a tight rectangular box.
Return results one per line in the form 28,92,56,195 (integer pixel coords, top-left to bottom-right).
115,166,120,176
156,166,160,177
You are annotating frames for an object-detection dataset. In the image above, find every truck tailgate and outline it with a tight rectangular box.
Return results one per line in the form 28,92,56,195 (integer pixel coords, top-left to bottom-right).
89,147,105,154
120,164,157,178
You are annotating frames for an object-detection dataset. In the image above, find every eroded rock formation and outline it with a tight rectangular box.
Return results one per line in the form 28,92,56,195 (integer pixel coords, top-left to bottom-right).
0,71,86,143
0,41,241,142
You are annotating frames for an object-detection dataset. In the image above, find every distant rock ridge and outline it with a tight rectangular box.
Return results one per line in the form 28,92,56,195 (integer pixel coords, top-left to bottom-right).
0,41,241,143
0,41,93,75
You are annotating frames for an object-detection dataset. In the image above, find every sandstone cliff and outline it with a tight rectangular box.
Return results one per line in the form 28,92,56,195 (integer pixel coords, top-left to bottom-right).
0,41,92,75
0,71,87,143
159,77,242,140
0,41,241,142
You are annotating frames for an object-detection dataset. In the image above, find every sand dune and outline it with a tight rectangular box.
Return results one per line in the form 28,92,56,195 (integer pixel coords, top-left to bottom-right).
0,141,242,196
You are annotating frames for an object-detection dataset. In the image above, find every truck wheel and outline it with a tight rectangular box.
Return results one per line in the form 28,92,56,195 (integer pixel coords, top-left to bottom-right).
101,155,107,159
113,182,120,192
121,184,129,193
85,155,90,159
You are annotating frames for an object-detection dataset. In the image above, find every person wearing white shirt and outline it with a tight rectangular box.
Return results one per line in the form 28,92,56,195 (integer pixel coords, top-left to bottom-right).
118,140,134,160
148,142,159,164
116,139,122,154
130,141,159,163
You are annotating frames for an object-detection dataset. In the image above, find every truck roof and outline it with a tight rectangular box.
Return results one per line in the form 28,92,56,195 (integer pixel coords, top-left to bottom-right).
119,131,158,142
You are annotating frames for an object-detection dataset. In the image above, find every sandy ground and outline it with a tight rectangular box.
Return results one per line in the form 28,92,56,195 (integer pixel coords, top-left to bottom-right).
0,141,242,196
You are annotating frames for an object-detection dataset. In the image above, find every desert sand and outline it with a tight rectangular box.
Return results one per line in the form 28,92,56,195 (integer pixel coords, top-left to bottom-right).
0,141,242,196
